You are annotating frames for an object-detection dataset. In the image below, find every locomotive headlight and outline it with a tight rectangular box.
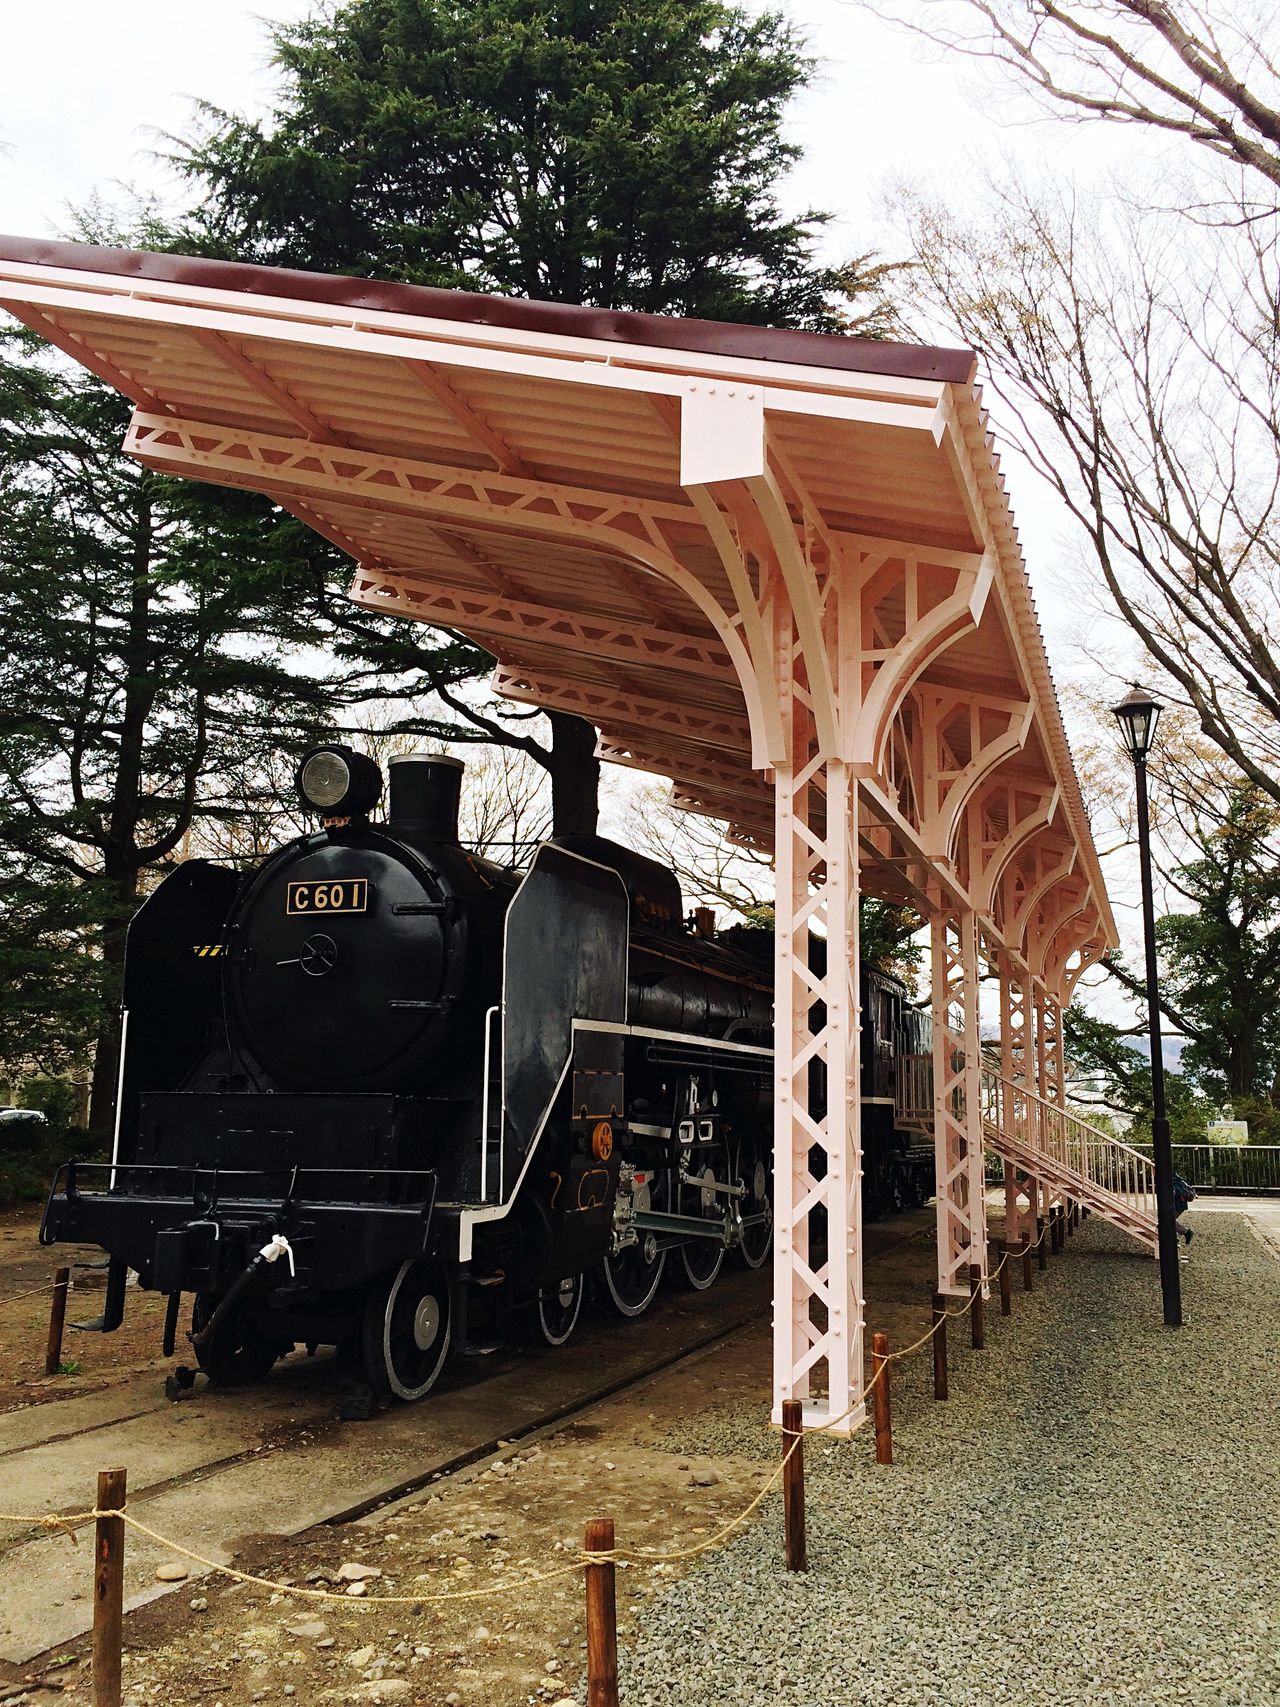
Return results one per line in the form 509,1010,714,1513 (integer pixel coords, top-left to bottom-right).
300,750,350,809
297,745,383,819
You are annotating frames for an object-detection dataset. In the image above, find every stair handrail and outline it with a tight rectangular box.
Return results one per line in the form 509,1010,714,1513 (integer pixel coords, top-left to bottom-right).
979,1065,1156,1227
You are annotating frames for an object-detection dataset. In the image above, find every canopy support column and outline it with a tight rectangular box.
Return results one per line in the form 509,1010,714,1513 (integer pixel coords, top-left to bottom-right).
772,747,864,1433
1040,990,1065,1102
1040,987,1068,1217
931,906,987,1295
998,950,1037,1242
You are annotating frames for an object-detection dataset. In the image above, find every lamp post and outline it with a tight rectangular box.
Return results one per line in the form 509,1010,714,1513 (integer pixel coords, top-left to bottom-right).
1111,684,1182,1327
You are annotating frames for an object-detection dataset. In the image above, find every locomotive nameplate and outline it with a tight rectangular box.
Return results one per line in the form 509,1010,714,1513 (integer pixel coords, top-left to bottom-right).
286,877,370,916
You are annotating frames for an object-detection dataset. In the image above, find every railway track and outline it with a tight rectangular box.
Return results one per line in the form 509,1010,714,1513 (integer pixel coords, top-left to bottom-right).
0,1210,933,1664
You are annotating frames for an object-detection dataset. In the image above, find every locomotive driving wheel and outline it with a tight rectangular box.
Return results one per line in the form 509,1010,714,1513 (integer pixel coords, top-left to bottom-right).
734,1135,774,1270
601,1173,666,1318
676,1139,730,1290
534,1272,584,1347
190,1295,286,1387
363,1260,452,1401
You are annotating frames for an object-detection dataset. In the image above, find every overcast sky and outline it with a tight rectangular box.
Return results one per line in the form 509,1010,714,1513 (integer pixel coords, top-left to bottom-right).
0,0,1118,605
0,1,1159,1007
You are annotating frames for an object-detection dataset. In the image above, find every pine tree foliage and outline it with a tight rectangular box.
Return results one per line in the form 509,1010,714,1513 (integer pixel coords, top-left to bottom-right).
1120,785,1280,1105
177,0,891,333
0,323,342,1126
172,0,898,832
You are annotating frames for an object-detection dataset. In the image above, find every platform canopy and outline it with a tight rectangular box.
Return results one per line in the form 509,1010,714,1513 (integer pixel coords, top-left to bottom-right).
0,236,1112,970
0,235,1118,1429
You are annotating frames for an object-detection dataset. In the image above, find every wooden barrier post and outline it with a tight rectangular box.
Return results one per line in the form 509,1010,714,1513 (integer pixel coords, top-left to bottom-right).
931,1293,948,1401
968,1263,985,1350
1051,1206,1061,1253
1020,1233,1033,1292
872,1333,893,1465
1036,1216,1048,1271
781,1397,806,1572
1067,1200,1076,1236
93,1467,126,1707
584,1517,619,1707
45,1266,71,1376
998,1247,1013,1317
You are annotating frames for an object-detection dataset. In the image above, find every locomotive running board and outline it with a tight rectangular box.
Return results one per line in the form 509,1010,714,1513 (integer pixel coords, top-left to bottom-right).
578,1019,773,1058
456,1017,772,1263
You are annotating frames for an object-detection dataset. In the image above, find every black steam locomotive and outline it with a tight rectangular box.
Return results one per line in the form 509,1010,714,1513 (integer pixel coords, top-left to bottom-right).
40,747,932,1407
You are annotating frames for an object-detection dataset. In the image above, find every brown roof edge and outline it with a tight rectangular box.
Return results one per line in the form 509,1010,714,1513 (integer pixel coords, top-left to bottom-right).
0,234,977,386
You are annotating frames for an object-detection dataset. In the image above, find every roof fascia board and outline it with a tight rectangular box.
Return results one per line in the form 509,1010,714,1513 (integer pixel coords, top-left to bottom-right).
0,236,974,387
934,382,1117,950
0,264,947,418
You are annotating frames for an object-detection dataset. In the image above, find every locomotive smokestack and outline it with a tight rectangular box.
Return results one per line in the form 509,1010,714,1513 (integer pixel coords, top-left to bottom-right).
388,754,464,841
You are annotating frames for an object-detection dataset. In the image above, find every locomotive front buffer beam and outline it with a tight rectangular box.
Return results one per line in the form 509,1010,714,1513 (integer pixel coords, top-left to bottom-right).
39,1160,440,1325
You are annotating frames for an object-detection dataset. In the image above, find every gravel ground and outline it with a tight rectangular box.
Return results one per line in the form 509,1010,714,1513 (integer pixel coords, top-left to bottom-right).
615,1213,1280,1707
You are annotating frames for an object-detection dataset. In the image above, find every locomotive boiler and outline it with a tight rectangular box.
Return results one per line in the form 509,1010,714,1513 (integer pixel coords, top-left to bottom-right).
40,746,931,1409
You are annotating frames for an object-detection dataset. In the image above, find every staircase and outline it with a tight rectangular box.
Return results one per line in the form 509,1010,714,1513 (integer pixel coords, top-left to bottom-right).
894,1054,1157,1251
979,1067,1157,1250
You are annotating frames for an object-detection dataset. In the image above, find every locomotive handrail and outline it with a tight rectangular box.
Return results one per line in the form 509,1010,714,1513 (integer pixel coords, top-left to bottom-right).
480,1002,502,1203
893,1053,934,1126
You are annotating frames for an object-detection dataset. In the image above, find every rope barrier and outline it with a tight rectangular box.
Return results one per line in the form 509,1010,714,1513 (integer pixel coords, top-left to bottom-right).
0,1217,1066,1603
0,1280,63,1310
0,1507,585,1605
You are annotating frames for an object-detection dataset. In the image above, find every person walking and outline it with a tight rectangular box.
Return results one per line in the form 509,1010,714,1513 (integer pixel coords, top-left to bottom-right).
1172,1171,1196,1245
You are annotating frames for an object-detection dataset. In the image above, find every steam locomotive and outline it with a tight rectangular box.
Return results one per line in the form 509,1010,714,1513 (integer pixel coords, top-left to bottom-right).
40,747,932,1408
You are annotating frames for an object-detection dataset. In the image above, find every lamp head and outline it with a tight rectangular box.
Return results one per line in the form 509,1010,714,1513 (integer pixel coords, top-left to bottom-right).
296,744,383,822
1110,683,1162,761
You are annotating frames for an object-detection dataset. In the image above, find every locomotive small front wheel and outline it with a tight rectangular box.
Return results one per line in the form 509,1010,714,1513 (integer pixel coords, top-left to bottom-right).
534,1272,584,1347
190,1296,286,1387
364,1260,452,1401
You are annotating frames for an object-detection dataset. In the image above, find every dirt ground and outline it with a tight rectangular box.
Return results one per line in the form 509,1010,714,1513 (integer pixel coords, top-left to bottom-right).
0,1216,945,1707
3,1339,781,1707
0,1206,170,1413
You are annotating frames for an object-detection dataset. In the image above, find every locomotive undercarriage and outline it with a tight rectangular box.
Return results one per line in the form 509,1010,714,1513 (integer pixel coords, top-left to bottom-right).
38,1086,924,1410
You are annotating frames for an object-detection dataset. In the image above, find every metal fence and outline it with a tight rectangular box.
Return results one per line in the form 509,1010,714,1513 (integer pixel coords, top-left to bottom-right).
986,1143,1280,1193
1128,1144,1280,1194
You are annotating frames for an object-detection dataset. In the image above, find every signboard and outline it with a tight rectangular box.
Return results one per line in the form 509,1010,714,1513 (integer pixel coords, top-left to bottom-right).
1206,1120,1248,1145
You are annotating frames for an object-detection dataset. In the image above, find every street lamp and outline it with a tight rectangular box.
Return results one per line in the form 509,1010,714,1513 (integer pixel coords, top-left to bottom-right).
1111,684,1182,1327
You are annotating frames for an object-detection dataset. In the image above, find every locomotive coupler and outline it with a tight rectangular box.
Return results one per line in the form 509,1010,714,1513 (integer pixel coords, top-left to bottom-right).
189,1231,297,1349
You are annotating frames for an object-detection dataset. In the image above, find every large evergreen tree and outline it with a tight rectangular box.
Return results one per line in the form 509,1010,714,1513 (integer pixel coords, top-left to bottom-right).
175,0,889,831
0,322,341,1136
1108,785,1280,1106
